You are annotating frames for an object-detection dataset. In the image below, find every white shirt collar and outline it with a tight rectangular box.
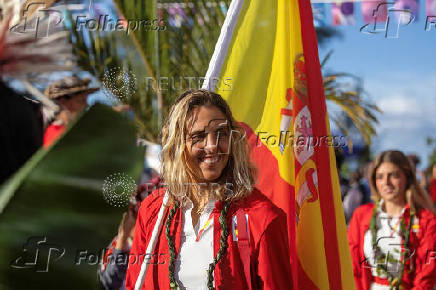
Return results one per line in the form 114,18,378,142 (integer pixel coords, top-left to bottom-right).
182,197,216,211
378,199,406,218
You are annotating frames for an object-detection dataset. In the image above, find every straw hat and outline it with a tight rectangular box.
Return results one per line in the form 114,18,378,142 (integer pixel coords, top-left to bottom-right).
44,75,99,100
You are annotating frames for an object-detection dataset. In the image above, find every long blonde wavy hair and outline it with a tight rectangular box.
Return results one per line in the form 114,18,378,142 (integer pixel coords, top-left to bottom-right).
369,150,436,214
160,89,257,207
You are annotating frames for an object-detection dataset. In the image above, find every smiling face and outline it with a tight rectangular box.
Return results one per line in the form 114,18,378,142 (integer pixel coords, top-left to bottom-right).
185,106,231,182
375,162,407,204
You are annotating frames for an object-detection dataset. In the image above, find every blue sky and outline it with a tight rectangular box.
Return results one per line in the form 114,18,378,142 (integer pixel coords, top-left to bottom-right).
318,1,436,168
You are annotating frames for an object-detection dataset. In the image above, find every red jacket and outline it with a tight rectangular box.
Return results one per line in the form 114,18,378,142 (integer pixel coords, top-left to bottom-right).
125,188,293,290
348,203,436,290
43,123,65,148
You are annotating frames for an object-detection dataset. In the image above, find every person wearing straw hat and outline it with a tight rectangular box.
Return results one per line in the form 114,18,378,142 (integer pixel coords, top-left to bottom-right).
42,75,99,147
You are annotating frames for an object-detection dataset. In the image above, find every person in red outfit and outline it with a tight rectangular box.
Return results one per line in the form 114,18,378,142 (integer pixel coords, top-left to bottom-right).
348,150,436,290
125,89,293,289
43,75,99,147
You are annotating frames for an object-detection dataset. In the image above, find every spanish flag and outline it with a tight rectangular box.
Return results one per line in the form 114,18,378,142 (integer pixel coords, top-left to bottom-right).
202,0,354,289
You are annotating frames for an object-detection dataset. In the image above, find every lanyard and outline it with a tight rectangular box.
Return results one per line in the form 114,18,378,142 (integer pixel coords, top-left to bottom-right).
389,218,402,237
195,212,214,242
388,212,405,238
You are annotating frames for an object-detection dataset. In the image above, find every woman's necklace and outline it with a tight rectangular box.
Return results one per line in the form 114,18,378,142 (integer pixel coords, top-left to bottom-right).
369,200,415,290
167,200,232,290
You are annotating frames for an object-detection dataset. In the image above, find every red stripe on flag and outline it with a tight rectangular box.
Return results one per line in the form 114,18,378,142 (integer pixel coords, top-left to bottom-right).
297,257,319,289
297,0,343,289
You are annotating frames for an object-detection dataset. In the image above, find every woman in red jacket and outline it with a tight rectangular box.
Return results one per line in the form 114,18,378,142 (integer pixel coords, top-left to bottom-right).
348,150,436,290
125,89,293,289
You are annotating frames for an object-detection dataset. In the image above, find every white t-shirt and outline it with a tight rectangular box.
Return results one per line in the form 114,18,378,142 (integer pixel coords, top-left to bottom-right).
363,200,405,290
175,198,216,289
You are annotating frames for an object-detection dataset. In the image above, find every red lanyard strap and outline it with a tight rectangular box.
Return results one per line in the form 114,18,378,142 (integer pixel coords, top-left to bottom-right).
236,210,252,290
195,212,214,242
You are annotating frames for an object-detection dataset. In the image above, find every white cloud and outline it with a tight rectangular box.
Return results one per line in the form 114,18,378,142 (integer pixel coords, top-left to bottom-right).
364,72,436,168
377,96,421,115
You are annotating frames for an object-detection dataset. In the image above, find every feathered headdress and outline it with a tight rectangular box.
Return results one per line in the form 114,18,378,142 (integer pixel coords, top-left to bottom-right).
0,0,77,115
0,0,75,76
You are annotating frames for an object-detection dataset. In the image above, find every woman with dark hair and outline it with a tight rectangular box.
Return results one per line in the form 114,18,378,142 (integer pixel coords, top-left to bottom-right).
125,89,292,289
348,150,436,290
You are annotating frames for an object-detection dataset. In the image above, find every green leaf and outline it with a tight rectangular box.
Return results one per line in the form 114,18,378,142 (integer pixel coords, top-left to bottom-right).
0,104,144,289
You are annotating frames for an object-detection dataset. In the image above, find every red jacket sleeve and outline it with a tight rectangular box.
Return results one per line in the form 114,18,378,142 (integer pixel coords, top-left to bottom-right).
125,201,148,289
348,208,364,290
412,211,436,289
125,194,162,290
255,211,293,290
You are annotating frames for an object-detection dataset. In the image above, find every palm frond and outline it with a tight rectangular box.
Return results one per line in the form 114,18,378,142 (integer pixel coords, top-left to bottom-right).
67,0,230,141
